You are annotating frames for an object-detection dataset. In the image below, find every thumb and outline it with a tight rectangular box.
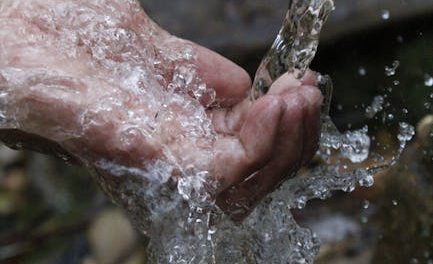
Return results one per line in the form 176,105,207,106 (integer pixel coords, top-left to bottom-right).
192,44,252,106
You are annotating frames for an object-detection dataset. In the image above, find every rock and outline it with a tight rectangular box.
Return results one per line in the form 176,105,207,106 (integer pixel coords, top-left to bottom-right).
88,209,138,264
1,169,27,192
417,115,433,147
122,250,147,264
0,192,19,215
372,144,433,262
0,145,21,165
416,115,433,167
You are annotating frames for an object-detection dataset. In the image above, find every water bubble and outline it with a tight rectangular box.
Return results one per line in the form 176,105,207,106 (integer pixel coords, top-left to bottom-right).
385,60,400,76
173,65,195,86
381,10,390,20
361,216,369,224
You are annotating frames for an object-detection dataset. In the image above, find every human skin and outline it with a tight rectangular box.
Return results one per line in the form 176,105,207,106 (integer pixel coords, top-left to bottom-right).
0,0,323,221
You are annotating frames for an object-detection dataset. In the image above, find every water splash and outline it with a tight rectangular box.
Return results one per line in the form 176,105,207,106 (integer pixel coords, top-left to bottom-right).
0,0,417,263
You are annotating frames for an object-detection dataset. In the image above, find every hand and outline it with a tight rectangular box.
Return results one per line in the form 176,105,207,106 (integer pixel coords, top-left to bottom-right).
0,0,322,221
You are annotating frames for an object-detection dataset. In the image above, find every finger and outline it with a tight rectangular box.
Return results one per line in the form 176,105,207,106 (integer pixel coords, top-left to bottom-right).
217,92,306,220
267,70,319,96
267,73,302,95
301,69,318,86
212,95,284,191
218,85,323,221
299,85,323,164
194,45,252,106
242,86,323,195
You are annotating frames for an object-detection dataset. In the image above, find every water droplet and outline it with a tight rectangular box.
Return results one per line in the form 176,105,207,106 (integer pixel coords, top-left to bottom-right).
387,114,394,121
358,67,367,76
359,174,374,187
410,258,419,264
362,200,370,209
425,74,433,87
341,127,371,163
361,216,369,224
365,95,384,118
385,60,400,76
343,183,356,193
59,154,70,162
381,10,390,20
13,142,23,149
398,122,415,142
295,196,307,209
396,35,404,43
392,200,398,206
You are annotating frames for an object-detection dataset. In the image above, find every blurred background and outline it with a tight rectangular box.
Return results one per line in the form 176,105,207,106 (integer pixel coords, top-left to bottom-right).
1,0,433,263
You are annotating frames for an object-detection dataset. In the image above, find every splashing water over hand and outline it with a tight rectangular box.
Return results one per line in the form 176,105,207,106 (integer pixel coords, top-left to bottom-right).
0,0,326,263
0,0,417,263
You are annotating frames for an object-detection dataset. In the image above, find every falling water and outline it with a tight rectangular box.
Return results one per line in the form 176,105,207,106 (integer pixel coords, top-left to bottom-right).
252,0,335,99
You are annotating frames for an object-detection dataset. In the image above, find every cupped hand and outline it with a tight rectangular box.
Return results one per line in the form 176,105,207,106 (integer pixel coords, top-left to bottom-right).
0,0,322,220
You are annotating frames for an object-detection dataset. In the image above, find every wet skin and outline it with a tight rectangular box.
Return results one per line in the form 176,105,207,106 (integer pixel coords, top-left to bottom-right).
0,0,322,220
